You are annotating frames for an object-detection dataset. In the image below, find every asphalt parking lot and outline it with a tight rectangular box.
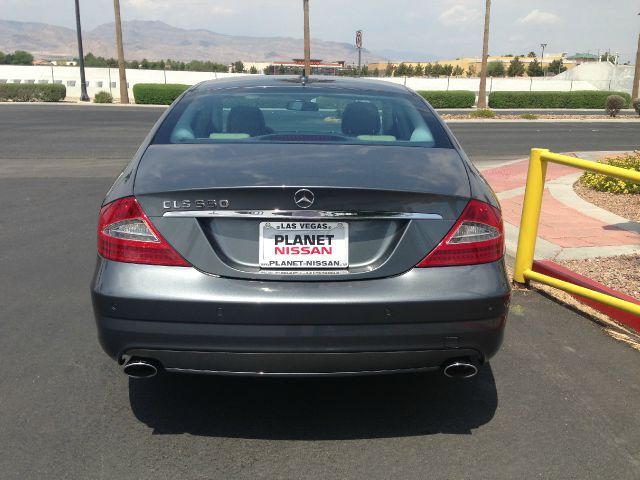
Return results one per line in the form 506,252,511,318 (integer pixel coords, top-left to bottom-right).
1,105,639,479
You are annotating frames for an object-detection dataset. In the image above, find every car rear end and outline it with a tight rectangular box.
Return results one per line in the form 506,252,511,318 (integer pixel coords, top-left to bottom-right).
91,77,510,378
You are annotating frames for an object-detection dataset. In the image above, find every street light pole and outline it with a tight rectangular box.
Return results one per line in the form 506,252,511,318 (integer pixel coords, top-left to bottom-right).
74,0,90,101
356,30,363,75
113,0,130,104
477,0,491,108
540,43,547,71
303,0,311,77
632,13,640,100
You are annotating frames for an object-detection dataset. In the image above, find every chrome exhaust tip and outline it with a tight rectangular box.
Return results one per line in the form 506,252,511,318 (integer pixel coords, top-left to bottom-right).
443,360,478,379
123,358,158,379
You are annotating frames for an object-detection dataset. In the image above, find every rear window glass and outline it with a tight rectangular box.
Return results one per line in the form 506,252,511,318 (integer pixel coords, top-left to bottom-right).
152,88,452,148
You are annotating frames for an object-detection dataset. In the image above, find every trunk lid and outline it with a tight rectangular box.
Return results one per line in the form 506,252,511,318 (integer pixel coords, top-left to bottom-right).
135,144,470,280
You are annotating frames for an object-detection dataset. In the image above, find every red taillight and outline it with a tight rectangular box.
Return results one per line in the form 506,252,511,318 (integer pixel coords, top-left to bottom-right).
97,196,190,267
417,199,504,268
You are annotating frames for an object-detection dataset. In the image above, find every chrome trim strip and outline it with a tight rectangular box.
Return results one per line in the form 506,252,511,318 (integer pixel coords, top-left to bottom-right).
162,210,443,220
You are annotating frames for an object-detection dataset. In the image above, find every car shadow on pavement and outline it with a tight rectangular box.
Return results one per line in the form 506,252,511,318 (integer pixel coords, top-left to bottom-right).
128,366,498,440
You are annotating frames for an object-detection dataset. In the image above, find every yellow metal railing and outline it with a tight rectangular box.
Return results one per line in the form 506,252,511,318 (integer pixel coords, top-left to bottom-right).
513,148,640,316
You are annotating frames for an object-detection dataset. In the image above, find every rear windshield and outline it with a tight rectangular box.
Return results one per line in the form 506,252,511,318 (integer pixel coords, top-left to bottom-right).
152,87,452,148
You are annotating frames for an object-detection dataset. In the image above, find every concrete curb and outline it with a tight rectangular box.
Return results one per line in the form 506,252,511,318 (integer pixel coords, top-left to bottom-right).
0,101,168,109
444,118,640,123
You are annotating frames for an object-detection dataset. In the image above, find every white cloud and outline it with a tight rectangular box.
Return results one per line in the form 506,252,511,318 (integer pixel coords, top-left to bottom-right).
438,4,481,26
208,6,235,16
517,9,561,25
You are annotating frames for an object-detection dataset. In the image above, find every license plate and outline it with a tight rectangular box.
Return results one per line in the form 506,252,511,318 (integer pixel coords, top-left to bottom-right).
259,221,349,269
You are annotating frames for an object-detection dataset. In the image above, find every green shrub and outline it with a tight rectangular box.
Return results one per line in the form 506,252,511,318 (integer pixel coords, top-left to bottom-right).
488,91,631,109
132,83,189,105
519,113,539,120
0,83,66,102
470,108,496,119
632,98,640,117
605,95,625,117
580,152,640,194
93,91,113,103
417,90,475,108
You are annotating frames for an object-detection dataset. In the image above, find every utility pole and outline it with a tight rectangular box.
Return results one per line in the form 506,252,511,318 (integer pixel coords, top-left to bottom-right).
113,0,129,104
303,0,311,77
74,0,89,101
633,13,640,100
477,0,491,108
356,30,363,75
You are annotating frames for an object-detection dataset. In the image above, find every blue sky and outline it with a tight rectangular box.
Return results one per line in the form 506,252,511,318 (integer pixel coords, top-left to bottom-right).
3,0,639,62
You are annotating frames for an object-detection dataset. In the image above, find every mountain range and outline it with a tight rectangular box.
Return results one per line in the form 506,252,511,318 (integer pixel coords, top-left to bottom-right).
0,19,391,64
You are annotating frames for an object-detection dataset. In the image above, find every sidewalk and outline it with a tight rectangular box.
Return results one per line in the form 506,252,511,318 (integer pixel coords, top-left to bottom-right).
479,152,640,260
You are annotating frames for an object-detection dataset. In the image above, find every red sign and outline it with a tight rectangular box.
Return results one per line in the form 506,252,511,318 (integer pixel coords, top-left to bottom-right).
356,30,363,49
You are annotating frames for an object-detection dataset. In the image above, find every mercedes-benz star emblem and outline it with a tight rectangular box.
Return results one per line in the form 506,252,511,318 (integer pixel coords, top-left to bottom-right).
294,189,315,209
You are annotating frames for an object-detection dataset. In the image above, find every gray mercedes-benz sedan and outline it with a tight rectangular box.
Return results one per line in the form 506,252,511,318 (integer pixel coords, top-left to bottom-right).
91,76,510,379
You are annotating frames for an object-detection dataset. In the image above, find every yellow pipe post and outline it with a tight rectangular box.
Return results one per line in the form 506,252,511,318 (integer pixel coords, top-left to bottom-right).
524,270,640,316
513,148,549,283
542,152,640,183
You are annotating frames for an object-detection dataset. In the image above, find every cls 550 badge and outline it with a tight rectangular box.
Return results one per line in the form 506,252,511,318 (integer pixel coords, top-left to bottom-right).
163,199,230,209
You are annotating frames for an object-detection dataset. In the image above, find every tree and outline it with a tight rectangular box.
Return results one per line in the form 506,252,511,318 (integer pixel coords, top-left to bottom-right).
632,32,640,100
441,64,454,76
507,56,525,77
600,52,614,62
249,65,258,74
487,61,505,77
527,51,537,58
423,63,433,76
547,59,567,75
113,0,129,103
466,64,477,77
10,50,34,65
233,61,245,73
477,0,492,108
360,65,369,76
406,64,415,76
414,63,424,77
432,63,445,76
303,0,310,77
278,64,286,74
452,65,464,77
385,62,395,77
395,62,408,76
526,58,544,77
373,67,380,77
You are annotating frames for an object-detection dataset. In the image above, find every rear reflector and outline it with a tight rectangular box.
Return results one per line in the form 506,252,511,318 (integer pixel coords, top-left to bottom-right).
417,199,504,267
98,196,190,266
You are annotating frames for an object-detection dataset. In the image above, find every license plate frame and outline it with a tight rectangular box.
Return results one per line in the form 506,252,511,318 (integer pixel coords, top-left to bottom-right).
259,221,349,269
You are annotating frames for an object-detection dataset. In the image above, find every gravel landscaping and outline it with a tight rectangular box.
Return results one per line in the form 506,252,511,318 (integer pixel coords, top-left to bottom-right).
573,181,640,222
558,255,640,299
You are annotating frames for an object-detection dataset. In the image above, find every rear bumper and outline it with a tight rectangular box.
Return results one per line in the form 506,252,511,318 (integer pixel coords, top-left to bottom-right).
91,259,510,375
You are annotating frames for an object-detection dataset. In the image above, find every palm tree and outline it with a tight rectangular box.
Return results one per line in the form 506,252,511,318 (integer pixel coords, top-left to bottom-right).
633,28,640,100
303,0,311,77
477,0,491,108
113,0,129,104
